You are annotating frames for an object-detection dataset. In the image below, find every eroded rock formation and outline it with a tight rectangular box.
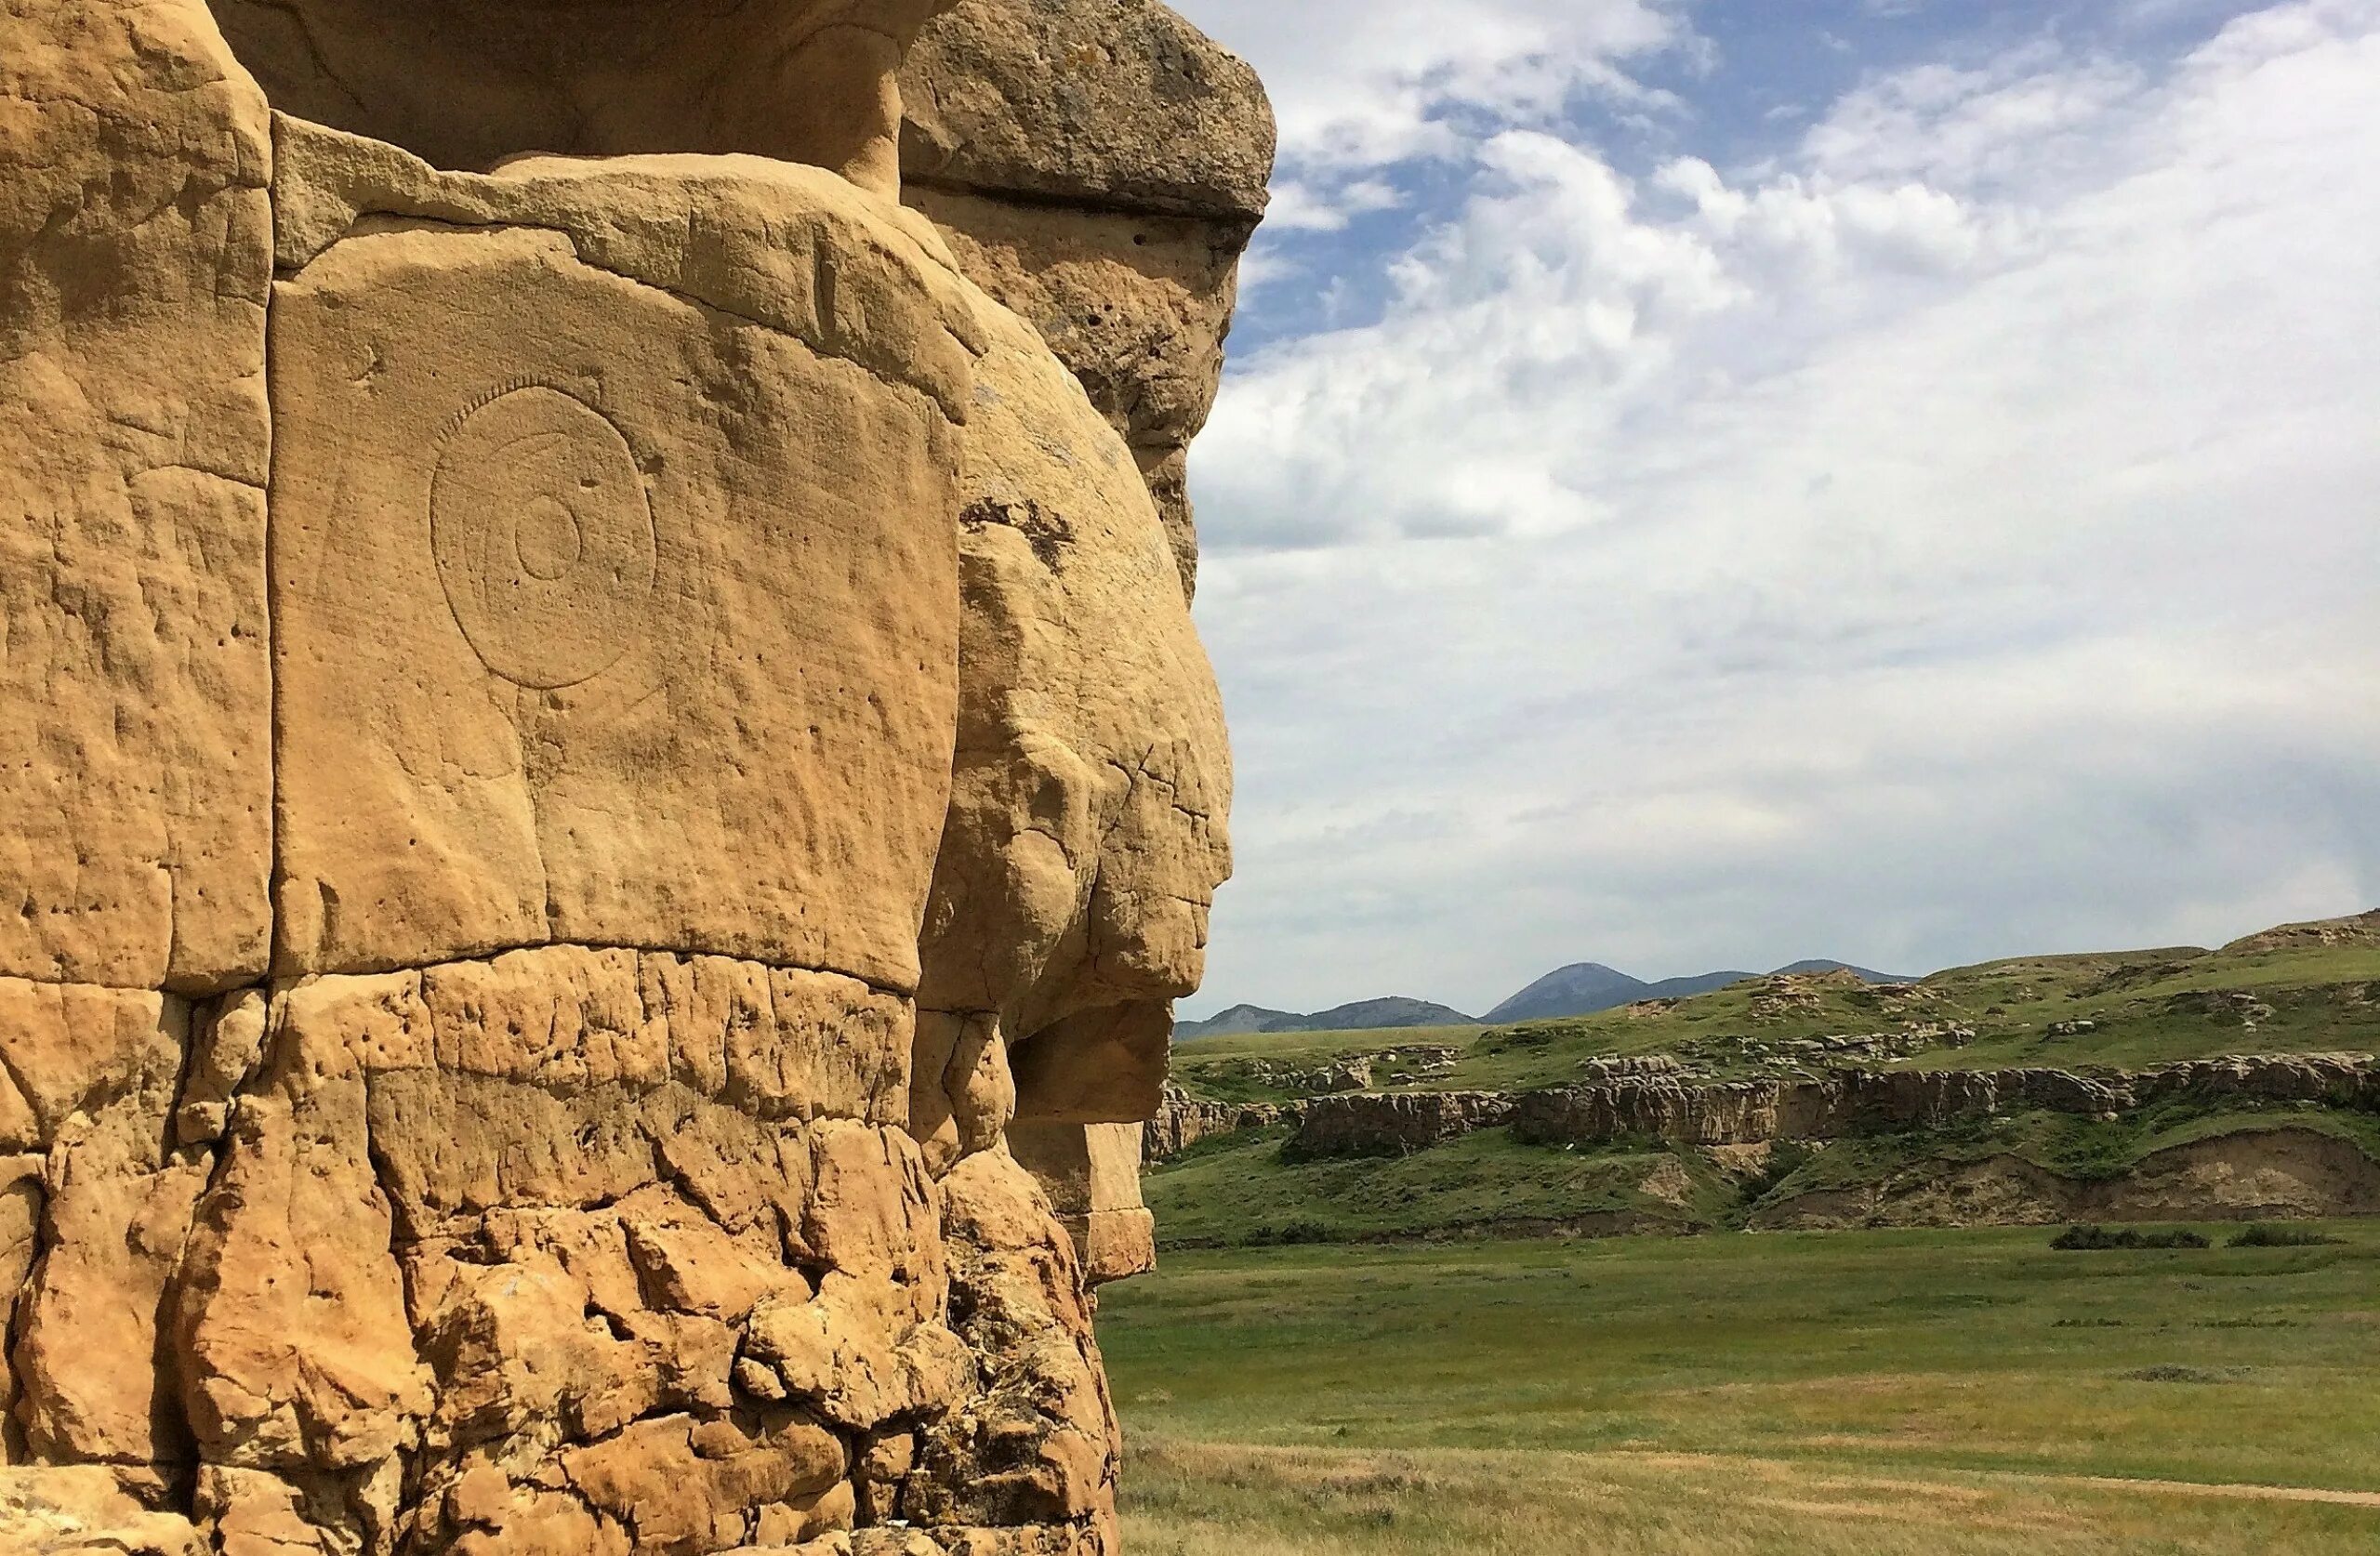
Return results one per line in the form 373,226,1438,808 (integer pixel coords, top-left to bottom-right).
0,1,1267,1549
1505,1053,2380,1151
900,0,1273,597
1268,1054,2380,1161
1142,1087,1293,1164
1280,1092,1516,1163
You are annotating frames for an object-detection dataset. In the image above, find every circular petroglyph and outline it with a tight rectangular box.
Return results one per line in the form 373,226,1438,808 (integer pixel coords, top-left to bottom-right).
430,387,657,689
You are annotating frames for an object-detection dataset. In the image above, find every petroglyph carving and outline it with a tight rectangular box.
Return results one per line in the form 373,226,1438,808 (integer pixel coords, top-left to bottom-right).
430,385,660,689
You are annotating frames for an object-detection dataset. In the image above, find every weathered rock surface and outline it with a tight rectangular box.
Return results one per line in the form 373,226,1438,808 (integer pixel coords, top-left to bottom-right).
266,120,970,992
1144,1085,1294,1163
1284,1091,1516,1162
914,278,1230,1129
1008,1124,1155,1285
902,0,1272,218
0,0,274,994
1507,1053,2380,1151
1,0,1261,1549
209,0,960,195
0,1467,207,1553
1265,1054,2380,1161
902,0,1276,595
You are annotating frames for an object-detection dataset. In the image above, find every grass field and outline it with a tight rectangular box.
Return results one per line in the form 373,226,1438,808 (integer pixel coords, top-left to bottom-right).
1100,1222,2380,1554
1145,1126,1724,1246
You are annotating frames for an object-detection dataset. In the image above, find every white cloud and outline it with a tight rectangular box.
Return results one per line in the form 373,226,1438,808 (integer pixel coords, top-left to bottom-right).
1170,0,1693,172
1181,2,2380,1014
1262,176,1407,232
1799,43,2149,192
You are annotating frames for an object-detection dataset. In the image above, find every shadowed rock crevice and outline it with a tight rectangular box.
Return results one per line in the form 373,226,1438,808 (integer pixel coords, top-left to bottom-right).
207,0,958,193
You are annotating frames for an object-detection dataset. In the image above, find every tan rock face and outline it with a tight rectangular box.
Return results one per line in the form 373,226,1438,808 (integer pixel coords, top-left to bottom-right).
0,0,273,995
902,0,1273,219
903,0,1276,598
265,124,970,993
1,1,1263,1549
916,296,1230,1059
1006,1125,1156,1286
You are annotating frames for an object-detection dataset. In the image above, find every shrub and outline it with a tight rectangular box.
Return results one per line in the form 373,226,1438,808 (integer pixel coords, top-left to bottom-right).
2051,1224,2209,1251
1245,1219,1335,1247
2122,1365,2238,1384
1741,1141,1815,1201
2227,1222,2345,1248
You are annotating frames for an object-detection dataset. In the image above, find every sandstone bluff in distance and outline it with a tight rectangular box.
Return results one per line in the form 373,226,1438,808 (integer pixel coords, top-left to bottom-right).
0,3,1270,1551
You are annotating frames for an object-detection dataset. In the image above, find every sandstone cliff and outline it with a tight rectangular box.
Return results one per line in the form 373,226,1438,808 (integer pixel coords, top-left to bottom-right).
1151,1057,2380,1244
0,3,1267,1550
1501,1054,2380,1151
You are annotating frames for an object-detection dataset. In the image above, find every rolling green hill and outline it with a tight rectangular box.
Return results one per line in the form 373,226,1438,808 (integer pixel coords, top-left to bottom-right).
1169,912,2380,1105
1150,912,2380,1252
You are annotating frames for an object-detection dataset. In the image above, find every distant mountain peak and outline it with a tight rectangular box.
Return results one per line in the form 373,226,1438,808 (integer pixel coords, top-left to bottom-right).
1176,995,1476,1041
1769,958,1916,983
1485,956,1915,1023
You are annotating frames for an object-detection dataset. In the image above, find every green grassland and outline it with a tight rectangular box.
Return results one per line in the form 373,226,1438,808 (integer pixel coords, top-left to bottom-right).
1146,1127,1733,1247
1170,925,2380,1104
1103,1224,2380,1554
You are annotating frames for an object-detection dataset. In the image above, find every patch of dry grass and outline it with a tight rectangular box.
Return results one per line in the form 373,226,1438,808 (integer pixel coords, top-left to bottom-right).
1123,1440,2380,1555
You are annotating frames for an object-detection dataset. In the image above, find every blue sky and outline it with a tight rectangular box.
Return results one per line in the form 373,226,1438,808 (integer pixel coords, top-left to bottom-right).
1166,0,2380,1017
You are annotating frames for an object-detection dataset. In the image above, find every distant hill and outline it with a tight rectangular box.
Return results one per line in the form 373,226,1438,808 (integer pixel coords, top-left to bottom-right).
1770,958,1918,982
1153,907,2380,1250
1485,958,1914,1023
1179,996,1477,1041
2221,908,2380,956
1177,1003,1300,1039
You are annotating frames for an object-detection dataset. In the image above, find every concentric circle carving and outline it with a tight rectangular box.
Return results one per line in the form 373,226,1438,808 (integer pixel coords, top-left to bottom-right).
430,386,657,689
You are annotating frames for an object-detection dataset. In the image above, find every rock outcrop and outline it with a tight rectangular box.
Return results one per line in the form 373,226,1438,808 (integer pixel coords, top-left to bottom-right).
0,3,1266,1550
1284,1092,1517,1162
901,0,1276,596
1270,1054,2380,1160
1510,1054,2380,1150
1752,1126,2380,1230
1143,1086,1295,1163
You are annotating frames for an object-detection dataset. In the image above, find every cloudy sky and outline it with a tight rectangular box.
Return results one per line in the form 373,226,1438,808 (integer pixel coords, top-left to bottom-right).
1161,0,2380,1018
